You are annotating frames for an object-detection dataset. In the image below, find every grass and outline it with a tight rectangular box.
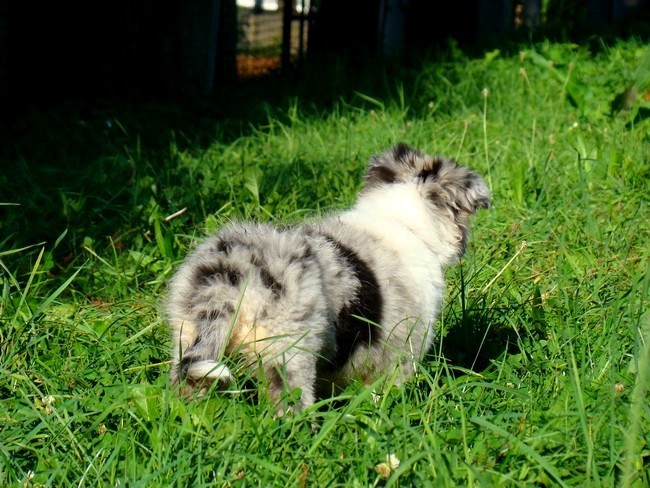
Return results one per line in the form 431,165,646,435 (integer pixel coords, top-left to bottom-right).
1,38,649,486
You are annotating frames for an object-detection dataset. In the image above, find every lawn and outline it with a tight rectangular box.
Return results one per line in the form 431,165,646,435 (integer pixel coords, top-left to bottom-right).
1,38,649,486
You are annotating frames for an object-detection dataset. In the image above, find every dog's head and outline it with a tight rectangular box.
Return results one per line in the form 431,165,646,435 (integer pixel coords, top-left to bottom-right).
364,143,490,255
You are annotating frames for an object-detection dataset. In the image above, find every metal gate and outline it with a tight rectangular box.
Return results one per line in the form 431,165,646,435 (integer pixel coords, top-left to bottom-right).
235,0,314,78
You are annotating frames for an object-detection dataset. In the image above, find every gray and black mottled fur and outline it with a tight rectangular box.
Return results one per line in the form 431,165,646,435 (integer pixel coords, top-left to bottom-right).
167,143,490,413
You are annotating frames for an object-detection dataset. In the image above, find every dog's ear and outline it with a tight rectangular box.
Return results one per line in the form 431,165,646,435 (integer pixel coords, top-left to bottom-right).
364,143,422,188
423,158,491,214
421,158,490,255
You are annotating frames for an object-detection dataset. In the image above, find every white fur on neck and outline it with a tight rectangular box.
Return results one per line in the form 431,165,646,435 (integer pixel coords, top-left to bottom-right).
344,182,460,264
339,182,458,352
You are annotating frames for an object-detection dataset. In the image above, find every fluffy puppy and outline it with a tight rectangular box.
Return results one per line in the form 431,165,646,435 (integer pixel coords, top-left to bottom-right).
167,143,490,413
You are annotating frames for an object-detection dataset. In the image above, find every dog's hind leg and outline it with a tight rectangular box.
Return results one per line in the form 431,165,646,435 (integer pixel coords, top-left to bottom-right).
246,329,320,416
262,350,318,416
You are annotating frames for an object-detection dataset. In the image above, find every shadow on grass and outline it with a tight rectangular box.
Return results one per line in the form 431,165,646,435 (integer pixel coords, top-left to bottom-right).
432,253,547,375
440,306,522,374
438,279,547,376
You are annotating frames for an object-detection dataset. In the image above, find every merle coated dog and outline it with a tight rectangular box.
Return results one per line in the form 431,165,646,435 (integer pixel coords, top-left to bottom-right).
166,143,490,414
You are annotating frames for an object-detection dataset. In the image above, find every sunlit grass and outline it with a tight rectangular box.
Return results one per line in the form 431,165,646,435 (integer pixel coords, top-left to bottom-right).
1,39,649,485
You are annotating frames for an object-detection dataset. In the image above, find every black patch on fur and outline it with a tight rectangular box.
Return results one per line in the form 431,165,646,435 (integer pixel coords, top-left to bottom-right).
192,302,235,323
265,366,283,385
259,267,283,296
289,243,315,264
392,142,418,166
178,355,199,381
323,236,383,371
366,165,397,185
217,239,233,255
194,262,240,287
197,309,222,323
303,245,315,260
427,188,452,210
418,158,444,181
178,336,203,381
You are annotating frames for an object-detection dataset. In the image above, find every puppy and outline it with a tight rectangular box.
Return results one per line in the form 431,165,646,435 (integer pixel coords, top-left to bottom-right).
167,143,490,413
